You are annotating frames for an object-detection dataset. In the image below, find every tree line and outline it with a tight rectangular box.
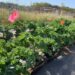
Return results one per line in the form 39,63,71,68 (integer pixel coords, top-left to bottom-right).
0,2,75,12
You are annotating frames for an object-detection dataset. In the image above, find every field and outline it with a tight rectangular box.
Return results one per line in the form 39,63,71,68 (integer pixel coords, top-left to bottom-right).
0,8,75,75
0,8,74,24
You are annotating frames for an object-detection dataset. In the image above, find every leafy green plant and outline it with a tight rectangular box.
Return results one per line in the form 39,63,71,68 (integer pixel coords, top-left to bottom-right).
0,18,75,75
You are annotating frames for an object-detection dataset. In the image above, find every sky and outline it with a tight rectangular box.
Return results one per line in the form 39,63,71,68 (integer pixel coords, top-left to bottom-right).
0,0,75,8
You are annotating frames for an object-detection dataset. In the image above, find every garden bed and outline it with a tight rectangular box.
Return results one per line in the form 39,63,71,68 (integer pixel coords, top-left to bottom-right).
0,10,75,75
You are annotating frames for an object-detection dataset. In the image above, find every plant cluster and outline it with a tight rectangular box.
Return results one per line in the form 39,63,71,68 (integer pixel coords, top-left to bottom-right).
0,10,75,75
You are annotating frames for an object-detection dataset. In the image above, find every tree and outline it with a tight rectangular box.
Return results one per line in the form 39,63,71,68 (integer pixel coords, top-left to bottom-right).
31,2,52,8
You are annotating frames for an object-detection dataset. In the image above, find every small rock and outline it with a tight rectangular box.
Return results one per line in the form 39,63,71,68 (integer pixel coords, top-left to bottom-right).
57,55,63,60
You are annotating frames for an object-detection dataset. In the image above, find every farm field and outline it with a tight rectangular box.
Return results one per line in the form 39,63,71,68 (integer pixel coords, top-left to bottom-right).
0,6,75,75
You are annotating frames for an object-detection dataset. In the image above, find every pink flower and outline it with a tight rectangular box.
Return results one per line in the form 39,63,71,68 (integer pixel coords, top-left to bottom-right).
8,9,20,23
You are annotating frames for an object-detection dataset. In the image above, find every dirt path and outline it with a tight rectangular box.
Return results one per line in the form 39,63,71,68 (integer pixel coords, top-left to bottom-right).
33,45,75,75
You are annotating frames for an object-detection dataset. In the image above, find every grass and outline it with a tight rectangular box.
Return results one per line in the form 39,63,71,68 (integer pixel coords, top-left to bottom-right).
20,11,74,20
